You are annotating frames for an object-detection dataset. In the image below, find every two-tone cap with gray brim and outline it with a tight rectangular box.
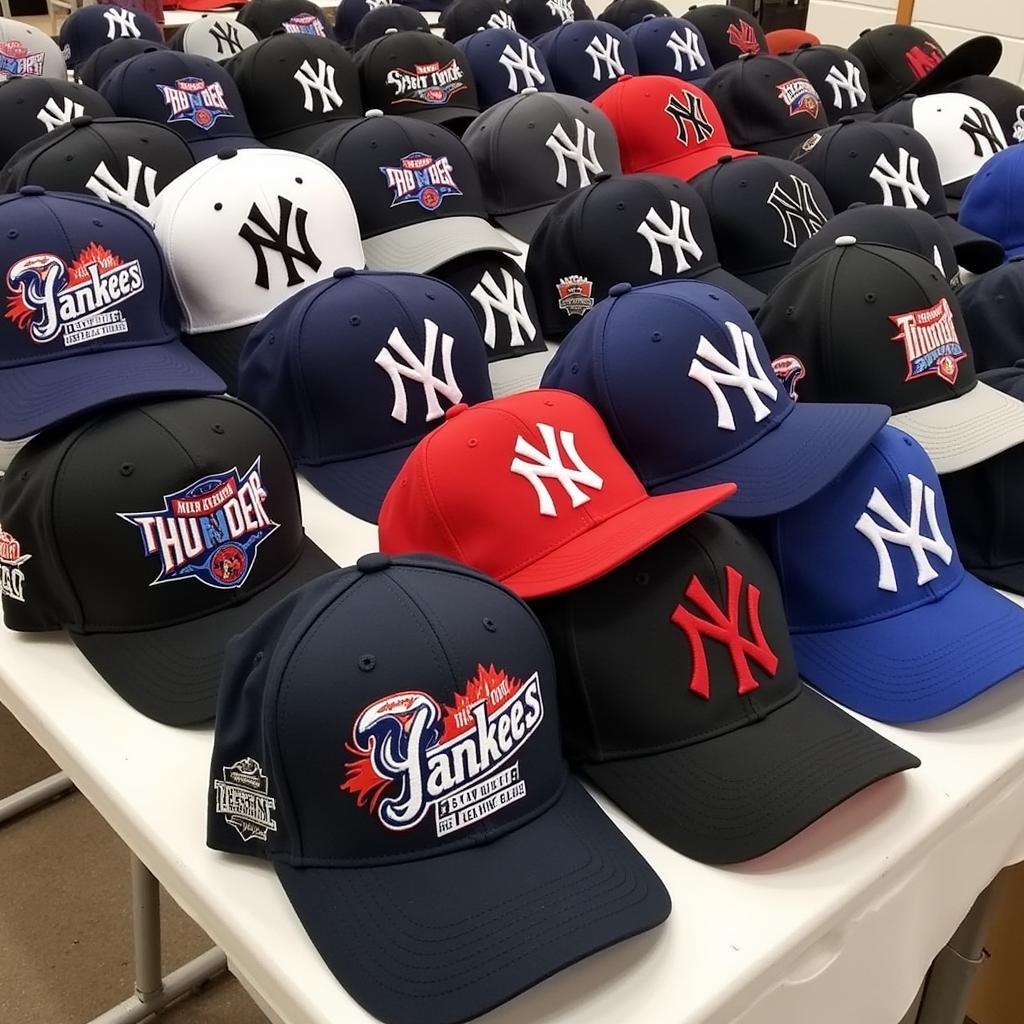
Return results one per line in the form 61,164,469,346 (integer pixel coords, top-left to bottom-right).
462,87,621,241
169,16,258,63
306,110,517,273
0,16,66,81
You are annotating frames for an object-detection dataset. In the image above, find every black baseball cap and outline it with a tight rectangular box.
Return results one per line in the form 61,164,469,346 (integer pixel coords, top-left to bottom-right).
463,88,621,240
526,172,763,338
691,153,833,293
440,0,517,42
507,0,593,40
77,37,166,91
357,30,479,133
236,0,331,39
849,24,1001,111
956,258,1024,372
207,553,671,1024
681,4,766,67
352,5,430,51
225,35,363,152
598,0,668,30
946,74,1024,145
0,395,335,725
0,77,113,170
169,16,259,63
0,116,195,223
755,239,1024,473
333,0,384,46
704,53,828,158
530,515,918,864
785,43,874,123
794,119,1003,273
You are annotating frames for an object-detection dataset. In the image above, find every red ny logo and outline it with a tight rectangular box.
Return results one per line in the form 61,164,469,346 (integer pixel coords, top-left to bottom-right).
904,43,943,80
670,566,778,700
727,20,760,55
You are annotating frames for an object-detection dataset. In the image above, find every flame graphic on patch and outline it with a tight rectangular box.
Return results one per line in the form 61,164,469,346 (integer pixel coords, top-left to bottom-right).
67,242,121,284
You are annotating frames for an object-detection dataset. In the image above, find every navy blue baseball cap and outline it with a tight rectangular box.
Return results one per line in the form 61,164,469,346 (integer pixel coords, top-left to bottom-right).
207,553,670,1024
0,187,224,441
534,21,637,102
627,16,713,84
77,37,166,91
757,425,1024,722
456,30,553,109
960,143,1024,259
542,279,888,516
238,267,493,522
334,0,392,46
956,258,1024,372
59,5,163,71
98,50,260,160
440,0,517,42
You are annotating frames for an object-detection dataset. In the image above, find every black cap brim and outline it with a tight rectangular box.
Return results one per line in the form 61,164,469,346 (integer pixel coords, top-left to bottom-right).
187,134,265,162
274,778,670,1024
494,204,555,243
687,264,766,314
300,443,418,524
262,118,355,154
582,686,918,864
184,324,257,396
907,35,1003,98
936,212,1004,273
403,105,479,136
70,539,336,726
751,132,823,160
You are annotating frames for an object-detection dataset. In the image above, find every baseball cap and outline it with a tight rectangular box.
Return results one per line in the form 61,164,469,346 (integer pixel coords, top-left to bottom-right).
955,259,1024,371
754,239,1024,473
352,6,431,51
307,112,515,273
794,119,1003,273
99,50,260,161
379,390,735,598
507,0,593,40
206,553,671,1024
526,172,765,339
462,89,621,240
704,53,828,158
543,279,887,515
681,4,766,67
766,28,819,55
593,74,753,181
0,77,113,170
357,30,479,133
0,187,223,441
150,148,364,392
429,251,555,395
959,142,1024,263
598,0,667,30
239,267,493,521
236,0,330,39
691,153,833,292
440,0,517,42
169,16,259,63
225,35,363,152
59,6,162,71
849,24,1001,111
530,514,918,862
0,18,65,83
786,44,874,124
455,30,553,110
946,74,1024,145
334,0,388,46
626,17,714,85
78,37,166,91
534,22,638,102
758,424,1024,722
0,396,335,725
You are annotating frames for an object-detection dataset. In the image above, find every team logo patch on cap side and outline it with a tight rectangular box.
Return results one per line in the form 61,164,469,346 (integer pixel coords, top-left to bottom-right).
282,13,325,35
385,59,467,106
0,41,43,78
214,757,278,842
556,275,594,317
904,41,943,80
726,19,759,55
776,78,821,119
0,524,30,603
771,354,805,400
380,152,462,211
889,296,966,385
5,243,145,348
118,459,278,589
156,77,234,131
1013,105,1024,144
341,665,543,837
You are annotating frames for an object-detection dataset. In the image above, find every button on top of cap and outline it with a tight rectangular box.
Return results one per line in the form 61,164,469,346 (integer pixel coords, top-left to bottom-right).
18,185,45,197
837,115,855,125
356,552,391,574
594,171,613,182
333,266,357,279
366,108,384,117
520,87,539,95
216,149,238,160
617,73,634,82
835,235,857,247
70,114,92,128
445,403,469,421
717,154,733,165
609,282,632,297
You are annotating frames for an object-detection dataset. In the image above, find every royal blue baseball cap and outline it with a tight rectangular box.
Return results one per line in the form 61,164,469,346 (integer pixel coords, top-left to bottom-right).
0,187,224,441
542,279,888,516
627,16,713,84
98,50,260,160
456,29,554,110
960,143,1024,260
238,267,493,522
758,425,1024,722
534,21,637,102
59,5,163,70
207,554,671,1024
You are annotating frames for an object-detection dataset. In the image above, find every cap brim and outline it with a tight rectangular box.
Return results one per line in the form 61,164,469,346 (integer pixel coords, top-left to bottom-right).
908,36,1003,98
262,119,353,154
687,264,766,314
488,344,557,398
183,324,255,396
791,571,1024,722
888,379,1024,473
643,145,756,184
936,212,1003,272
187,134,264,161
0,340,225,441
749,132,821,160
582,685,918,864
300,443,417,524
650,402,889,517
494,204,555,244
402,104,479,135
363,216,517,274
504,482,735,598
274,778,670,1024
0,435,29,473
70,539,336,726
724,261,793,297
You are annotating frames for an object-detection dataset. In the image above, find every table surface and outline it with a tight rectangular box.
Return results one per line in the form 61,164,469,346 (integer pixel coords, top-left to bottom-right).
5,481,1024,1024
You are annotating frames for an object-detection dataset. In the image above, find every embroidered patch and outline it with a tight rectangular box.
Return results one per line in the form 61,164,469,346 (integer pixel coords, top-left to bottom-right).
904,42,942,80
726,19,759,55
214,758,278,842
777,78,821,119
0,40,43,78
771,354,805,400
556,275,594,317
282,13,325,34
380,152,462,211
156,77,233,131
385,59,467,107
0,524,30,603
890,296,965,385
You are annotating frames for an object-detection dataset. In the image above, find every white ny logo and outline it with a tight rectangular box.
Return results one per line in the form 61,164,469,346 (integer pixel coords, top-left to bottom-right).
584,33,624,81
666,27,705,74
85,157,158,219
855,474,953,593
470,268,538,350
688,321,777,431
498,39,545,92
869,149,930,208
36,96,84,131
636,201,703,275
104,7,140,39
545,0,574,23
487,9,515,29
375,319,463,424
766,176,827,248
823,60,866,110
293,58,343,113
510,423,603,517
545,119,603,188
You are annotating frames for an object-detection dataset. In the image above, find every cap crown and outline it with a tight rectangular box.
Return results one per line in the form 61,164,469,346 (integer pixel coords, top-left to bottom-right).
352,5,430,51
848,24,945,110
59,6,162,69
627,17,713,83
946,74,1024,145
0,18,65,81
960,144,1024,255
440,0,517,43
236,0,330,40
78,37,166,91
507,0,593,41
534,21,638,102
455,29,554,109
174,17,258,63
680,5,766,67
789,44,873,123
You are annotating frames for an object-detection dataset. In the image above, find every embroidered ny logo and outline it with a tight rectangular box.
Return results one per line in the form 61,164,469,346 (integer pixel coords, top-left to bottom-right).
498,39,545,92
510,423,603,517
869,149,930,208
666,27,705,74
375,319,463,424
86,157,158,219
665,92,713,146
238,196,321,290
635,200,703,275
960,106,1005,158
36,96,83,131
209,21,245,56
584,33,624,81
545,119,603,188
104,7,140,39
293,58,343,113
823,60,866,110
766,175,827,249
470,268,537,350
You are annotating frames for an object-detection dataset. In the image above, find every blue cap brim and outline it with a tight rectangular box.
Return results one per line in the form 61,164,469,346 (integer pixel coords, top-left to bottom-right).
300,443,419,524
649,402,890,518
792,573,1024,723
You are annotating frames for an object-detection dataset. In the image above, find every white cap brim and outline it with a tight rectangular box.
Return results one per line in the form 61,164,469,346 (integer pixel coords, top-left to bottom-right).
363,216,519,274
488,343,557,398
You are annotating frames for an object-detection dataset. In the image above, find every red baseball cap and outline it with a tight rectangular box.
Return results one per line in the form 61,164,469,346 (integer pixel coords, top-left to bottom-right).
766,28,820,55
379,390,735,598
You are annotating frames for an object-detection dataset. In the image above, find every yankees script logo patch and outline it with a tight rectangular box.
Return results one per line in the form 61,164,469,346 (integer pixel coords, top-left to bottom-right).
342,665,543,837
386,59,466,107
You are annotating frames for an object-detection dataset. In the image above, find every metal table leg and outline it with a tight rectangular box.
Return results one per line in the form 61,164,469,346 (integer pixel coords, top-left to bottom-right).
0,771,74,824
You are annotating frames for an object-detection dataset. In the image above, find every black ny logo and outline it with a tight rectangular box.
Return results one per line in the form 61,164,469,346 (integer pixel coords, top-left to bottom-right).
209,20,245,56
665,92,713,147
238,196,321,290
960,106,1005,158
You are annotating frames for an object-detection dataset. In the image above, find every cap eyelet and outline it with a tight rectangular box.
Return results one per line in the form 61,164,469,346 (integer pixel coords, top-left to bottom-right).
253,651,264,665
482,617,496,632
295,177,303,185
214,202,223,211
358,654,376,672
467,438,478,448
92,219,103,227
651,331,662,342
65,155,73,163
615,201,625,211
6,230,16,239
543,398,554,407
635,572,650,586
864,292,876,303
120,463,134,477
349,315,361,326
211,423,225,434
